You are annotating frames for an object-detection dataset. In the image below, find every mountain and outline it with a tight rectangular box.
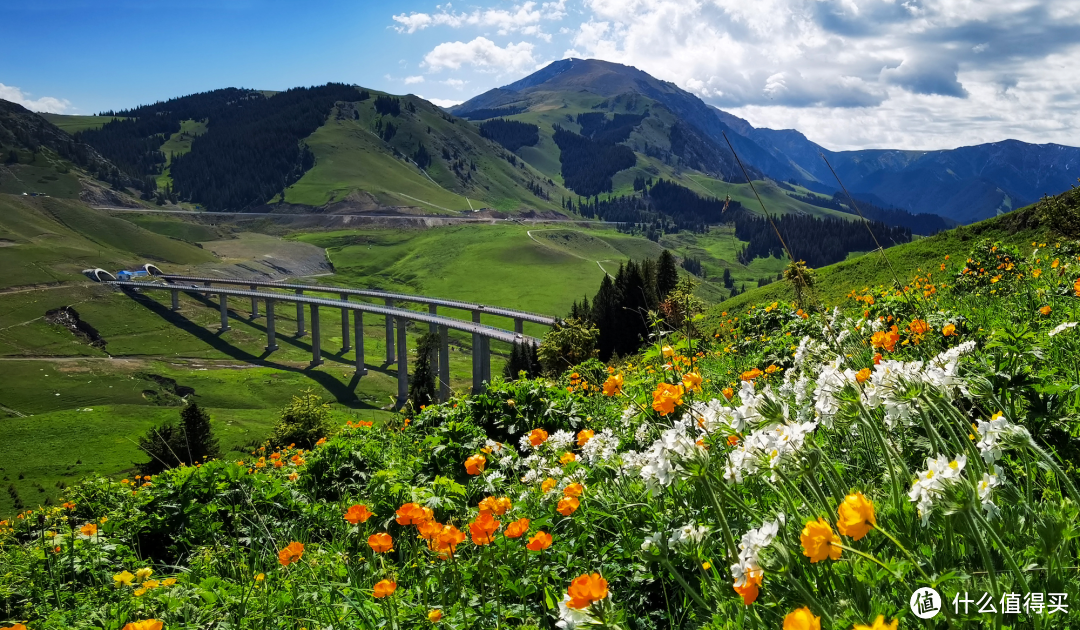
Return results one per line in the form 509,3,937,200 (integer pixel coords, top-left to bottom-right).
453,58,1080,225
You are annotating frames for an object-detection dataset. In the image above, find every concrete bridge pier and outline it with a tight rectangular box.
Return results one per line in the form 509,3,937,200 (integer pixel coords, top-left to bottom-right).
170,289,179,311
310,305,322,365
295,289,306,336
354,311,367,376
439,325,450,402
250,286,259,318
384,298,395,363
428,304,438,334
396,316,408,405
219,294,230,331
265,299,278,351
340,294,351,353
514,318,523,335
472,335,490,394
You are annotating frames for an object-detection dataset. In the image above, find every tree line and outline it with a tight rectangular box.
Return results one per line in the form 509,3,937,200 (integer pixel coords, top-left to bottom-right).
552,125,637,196
785,188,954,235
733,213,911,268
478,119,539,152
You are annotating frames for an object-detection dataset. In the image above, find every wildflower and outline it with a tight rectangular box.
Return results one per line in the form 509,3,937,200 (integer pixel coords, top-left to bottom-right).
855,368,871,384
1040,305,1052,316
662,345,674,357
740,367,763,381
733,571,762,605
836,492,875,541
143,579,159,589
122,621,163,630
566,573,609,609
368,533,394,553
783,607,821,630
853,616,899,630
113,571,135,587
478,496,512,515
727,434,739,447
872,353,882,365
134,567,153,582
428,609,443,623
541,477,557,493
344,504,374,525
800,518,841,563
396,503,431,525
1052,258,1060,268
529,428,549,447
433,525,466,556
419,520,444,540
722,387,734,400
557,497,580,516
527,531,553,551
602,374,623,396
80,523,97,537
652,382,685,415
1032,268,1043,278
464,454,487,475
560,452,577,465
315,437,327,446
288,472,298,481
577,429,595,446
253,574,264,583
505,518,530,538
278,541,305,566
1074,277,1080,296
373,579,397,598
682,372,703,392
134,587,148,597
702,561,712,570
470,511,500,545
1049,322,1078,337
942,323,956,337
563,482,584,498
62,501,76,510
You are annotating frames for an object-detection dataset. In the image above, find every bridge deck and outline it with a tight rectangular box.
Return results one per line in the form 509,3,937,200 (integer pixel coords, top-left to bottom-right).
155,274,558,325
109,280,541,345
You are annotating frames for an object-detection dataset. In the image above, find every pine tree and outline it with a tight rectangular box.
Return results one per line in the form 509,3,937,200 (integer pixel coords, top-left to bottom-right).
409,333,438,411
591,274,621,360
657,250,679,299
179,403,220,464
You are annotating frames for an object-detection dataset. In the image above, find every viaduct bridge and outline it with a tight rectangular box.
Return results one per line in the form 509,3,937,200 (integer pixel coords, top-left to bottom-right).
86,265,556,405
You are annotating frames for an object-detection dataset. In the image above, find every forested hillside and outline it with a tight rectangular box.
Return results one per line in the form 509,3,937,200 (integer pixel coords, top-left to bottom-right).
552,125,637,196
733,213,912,268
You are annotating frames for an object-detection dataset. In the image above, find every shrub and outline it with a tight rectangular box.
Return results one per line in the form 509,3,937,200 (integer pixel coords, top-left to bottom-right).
271,390,332,449
537,318,598,375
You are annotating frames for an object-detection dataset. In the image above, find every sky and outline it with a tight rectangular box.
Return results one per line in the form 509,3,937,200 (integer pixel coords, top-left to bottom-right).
2,0,1079,151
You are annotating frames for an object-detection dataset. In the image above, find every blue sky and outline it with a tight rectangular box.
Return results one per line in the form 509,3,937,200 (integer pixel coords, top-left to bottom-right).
3,0,1080,151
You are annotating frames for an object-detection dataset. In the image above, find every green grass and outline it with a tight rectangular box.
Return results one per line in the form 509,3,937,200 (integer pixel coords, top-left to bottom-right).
38,114,126,134
155,119,208,189
0,161,84,199
121,214,226,242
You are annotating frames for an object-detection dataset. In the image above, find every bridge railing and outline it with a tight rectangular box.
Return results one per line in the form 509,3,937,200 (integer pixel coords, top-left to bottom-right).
105,278,547,405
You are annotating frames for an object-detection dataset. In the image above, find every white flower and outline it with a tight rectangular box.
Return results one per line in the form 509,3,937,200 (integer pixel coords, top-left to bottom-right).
731,519,780,586
639,428,699,490
978,470,1001,518
580,429,619,466
1049,322,1078,337
556,594,594,629
909,453,966,526
975,413,1014,464
518,434,533,453
548,430,574,452
641,532,664,552
668,523,708,548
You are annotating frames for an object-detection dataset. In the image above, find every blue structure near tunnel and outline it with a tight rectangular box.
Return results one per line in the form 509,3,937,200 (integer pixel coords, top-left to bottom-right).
116,270,149,280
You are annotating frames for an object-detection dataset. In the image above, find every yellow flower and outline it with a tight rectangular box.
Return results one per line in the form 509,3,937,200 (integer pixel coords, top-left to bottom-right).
428,609,443,623
577,429,595,446
800,518,841,563
122,621,163,630
254,573,265,582
942,323,956,337
836,492,875,541
602,374,623,396
135,567,153,583
133,587,148,597
541,477,557,493
783,607,821,630
855,368,871,384
559,452,577,465
162,578,176,587
1032,268,1043,278
853,615,899,630
651,382,685,415
682,372,703,392
1040,305,1051,316
662,345,674,357
113,570,135,587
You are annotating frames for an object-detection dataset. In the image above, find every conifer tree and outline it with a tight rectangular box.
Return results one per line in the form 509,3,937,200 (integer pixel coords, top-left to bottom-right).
179,402,220,464
657,250,679,299
409,333,438,411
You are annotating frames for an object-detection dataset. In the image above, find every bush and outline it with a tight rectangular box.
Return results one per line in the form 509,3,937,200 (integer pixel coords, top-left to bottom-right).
537,318,598,375
137,402,221,475
271,390,332,449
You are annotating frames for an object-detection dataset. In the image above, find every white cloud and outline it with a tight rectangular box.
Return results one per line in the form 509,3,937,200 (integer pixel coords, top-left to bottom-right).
404,75,426,84
392,1,566,37
442,78,468,88
0,83,73,114
558,0,1080,149
419,96,464,108
423,37,537,73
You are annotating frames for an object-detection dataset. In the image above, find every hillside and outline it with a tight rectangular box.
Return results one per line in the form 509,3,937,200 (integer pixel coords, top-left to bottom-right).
455,58,1080,226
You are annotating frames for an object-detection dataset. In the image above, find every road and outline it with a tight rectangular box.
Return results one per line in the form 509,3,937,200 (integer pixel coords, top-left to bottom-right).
94,206,616,225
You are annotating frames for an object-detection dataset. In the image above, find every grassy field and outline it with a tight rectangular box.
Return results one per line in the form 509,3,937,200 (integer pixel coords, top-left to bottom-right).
155,119,208,189
38,114,125,134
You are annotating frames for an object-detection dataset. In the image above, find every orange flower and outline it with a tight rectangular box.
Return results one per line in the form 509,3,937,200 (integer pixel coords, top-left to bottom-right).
1040,305,1052,316
855,368,871,384
529,428,549,447
396,502,431,526
469,511,500,545
541,477,557,493
566,573,609,609
740,368,763,381
783,606,821,630
873,353,883,365
559,452,577,465
418,520,444,541
315,437,327,446
278,541,305,566
908,319,930,335
557,497,580,516
942,323,956,337
800,518,841,563
526,530,553,551
602,374,623,396
505,517,530,538
373,579,397,598
464,454,487,475
478,496,512,516
733,571,763,605
80,523,97,537
122,621,163,630
682,372,703,392
727,434,740,447
368,533,394,553
62,501,76,510
563,482,584,498
344,504,374,525
428,609,443,623
836,492,876,541
1074,277,1080,297
722,387,734,400
433,525,466,556
651,382,685,415
577,429,595,446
